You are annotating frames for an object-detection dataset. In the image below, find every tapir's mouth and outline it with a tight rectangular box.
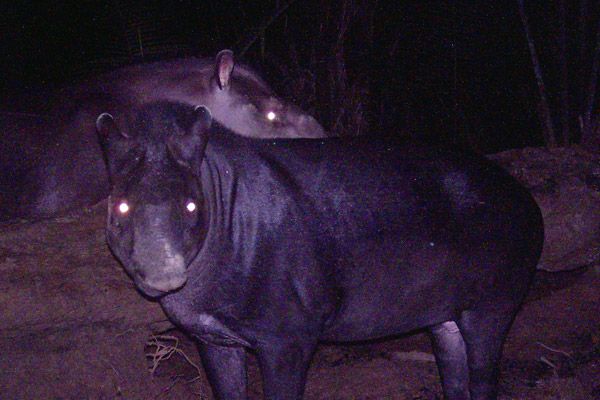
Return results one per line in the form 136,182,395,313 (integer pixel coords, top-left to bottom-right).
134,273,187,299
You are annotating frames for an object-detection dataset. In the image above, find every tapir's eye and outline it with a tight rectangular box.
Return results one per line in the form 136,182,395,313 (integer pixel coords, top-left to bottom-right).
186,201,196,213
117,201,130,214
266,111,277,121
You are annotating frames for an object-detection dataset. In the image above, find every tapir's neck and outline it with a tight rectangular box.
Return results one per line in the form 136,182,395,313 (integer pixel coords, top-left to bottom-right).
158,145,255,343
199,143,238,237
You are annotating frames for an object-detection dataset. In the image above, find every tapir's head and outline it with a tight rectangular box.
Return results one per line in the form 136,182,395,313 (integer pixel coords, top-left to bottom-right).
96,102,211,298
206,49,326,139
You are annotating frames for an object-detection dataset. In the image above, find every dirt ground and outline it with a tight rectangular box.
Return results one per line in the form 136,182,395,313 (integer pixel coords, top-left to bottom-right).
1,202,599,400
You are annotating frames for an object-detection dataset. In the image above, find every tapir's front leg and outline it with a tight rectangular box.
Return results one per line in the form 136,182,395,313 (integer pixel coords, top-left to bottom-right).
198,343,247,400
256,340,317,400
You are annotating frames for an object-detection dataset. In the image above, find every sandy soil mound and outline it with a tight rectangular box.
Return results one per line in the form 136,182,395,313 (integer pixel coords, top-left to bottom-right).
490,145,600,272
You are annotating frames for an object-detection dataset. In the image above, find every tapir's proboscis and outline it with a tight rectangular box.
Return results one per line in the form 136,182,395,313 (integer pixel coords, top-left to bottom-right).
0,50,325,221
97,101,544,400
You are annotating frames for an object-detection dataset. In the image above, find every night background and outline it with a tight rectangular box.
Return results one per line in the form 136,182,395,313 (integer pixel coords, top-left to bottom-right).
2,1,598,152
1,2,599,399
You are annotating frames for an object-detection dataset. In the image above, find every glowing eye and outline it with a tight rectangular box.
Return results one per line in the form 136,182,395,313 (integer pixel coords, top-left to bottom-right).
266,111,276,121
118,202,130,214
186,202,196,212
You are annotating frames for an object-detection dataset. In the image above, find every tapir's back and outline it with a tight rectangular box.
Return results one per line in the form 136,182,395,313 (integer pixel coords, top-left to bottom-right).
206,132,544,340
209,132,541,250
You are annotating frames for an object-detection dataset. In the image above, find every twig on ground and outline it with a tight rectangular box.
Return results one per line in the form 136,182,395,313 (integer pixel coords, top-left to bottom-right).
390,350,436,363
115,328,134,337
536,341,572,358
145,334,203,377
539,356,558,376
102,358,124,397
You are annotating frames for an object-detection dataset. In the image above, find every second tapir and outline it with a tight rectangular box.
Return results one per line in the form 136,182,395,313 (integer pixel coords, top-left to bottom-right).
97,101,544,400
0,50,324,221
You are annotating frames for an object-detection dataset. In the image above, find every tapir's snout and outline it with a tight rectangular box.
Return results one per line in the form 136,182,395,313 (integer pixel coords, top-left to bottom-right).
144,272,187,292
134,268,187,298
131,235,189,297
291,114,326,138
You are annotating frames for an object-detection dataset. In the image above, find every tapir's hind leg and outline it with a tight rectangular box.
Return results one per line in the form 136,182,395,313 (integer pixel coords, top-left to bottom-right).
429,321,471,400
458,305,519,400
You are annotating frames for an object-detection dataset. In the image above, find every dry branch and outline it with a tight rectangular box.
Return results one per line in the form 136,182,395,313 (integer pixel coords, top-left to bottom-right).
145,334,202,377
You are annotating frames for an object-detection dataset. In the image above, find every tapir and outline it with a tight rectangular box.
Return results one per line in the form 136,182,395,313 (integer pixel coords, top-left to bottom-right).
0,50,325,221
96,101,544,400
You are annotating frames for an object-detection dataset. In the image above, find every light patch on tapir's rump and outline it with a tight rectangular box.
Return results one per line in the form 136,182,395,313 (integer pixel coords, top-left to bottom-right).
443,172,481,210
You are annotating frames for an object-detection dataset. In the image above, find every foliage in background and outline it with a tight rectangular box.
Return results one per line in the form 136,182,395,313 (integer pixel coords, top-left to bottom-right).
518,0,600,149
1,1,598,152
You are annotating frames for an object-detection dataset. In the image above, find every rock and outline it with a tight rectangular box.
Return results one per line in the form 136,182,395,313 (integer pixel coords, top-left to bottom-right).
489,146,600,272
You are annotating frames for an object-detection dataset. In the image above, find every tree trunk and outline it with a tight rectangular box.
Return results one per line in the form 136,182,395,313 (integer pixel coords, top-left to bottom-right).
580,15,600,147
516,0,557,147
558,0,570,145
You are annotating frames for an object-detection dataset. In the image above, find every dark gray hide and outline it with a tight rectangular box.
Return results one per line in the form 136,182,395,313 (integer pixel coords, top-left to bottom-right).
98,101,543,400
0,50,325,221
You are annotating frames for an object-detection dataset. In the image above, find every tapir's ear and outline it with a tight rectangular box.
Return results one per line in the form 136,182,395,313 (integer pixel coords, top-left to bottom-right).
214,49,235,90
96,112,115,138
168,105,212,173
192,105,212,134
95,112,131,179
96,113,129,144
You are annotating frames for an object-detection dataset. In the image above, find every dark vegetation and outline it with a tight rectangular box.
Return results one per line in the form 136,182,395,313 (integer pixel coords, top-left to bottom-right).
2,1,598,152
